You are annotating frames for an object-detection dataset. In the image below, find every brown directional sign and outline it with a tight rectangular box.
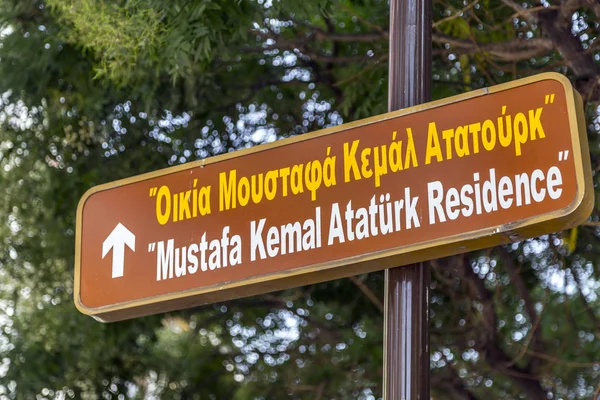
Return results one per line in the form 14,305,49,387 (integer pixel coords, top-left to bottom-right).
74,73,593,322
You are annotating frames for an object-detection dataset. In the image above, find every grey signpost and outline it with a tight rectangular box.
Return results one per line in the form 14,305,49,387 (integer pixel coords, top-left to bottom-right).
384,0,432,398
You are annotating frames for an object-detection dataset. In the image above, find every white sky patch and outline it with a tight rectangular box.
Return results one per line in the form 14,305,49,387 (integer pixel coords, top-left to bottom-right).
0,26,13,38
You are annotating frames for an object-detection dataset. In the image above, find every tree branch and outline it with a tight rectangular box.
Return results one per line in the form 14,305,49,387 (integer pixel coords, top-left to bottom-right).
433,0,481,28
497,247,547,373
250,28,556,64
348,275,384,313
433,33,554,61
455,254,548,400
571,264,600,340
501,4,600,100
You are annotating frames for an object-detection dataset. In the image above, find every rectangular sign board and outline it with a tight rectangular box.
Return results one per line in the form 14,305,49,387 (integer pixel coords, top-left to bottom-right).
75,73,593,322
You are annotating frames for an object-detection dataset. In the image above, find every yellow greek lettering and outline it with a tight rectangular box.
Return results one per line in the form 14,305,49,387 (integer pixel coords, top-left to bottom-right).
455,125,470,157
481,119,496,152
219,170,236,211
361,148,373,179
442,128,454,160
404,128,418,168
173,193,178,222
265,170,278,200
389,131,403,172
192,179,198,218
528,107,545,140
468,123,481,154
155,185,171,225
237,176,250,207
425,122,443,164
323,147,336,187
251,174,264,203
513,112,528,156
291,164,304,194
373,145,388,187
305,160,323,201
343,140,361,183
198,186,211,215
178,190,191,221
279,167,291,196
498,106,512,148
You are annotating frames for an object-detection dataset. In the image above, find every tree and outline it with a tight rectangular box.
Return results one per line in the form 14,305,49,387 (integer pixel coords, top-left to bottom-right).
1,0,599,398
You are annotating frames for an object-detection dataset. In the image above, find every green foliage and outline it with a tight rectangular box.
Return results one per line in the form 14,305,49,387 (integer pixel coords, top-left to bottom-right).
46,0,164,83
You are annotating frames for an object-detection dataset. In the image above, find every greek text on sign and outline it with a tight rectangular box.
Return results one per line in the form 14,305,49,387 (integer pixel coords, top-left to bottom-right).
74,73,593,322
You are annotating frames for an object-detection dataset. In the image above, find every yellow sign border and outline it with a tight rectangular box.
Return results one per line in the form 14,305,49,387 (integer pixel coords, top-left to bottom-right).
74,72,594,322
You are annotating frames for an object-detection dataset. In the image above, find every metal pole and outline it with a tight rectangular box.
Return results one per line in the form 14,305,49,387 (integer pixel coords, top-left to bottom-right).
384,0,431,399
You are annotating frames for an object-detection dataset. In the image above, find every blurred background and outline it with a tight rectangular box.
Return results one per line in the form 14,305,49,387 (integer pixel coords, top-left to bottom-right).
0,0,600,398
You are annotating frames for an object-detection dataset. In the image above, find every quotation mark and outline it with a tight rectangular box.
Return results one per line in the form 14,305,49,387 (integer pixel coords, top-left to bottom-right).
149,187,158,197
545,94,555,104
558,150,569,161
148,242,156,252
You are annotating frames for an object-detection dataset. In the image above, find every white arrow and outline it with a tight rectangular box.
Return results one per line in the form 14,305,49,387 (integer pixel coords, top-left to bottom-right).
102,223,136,279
